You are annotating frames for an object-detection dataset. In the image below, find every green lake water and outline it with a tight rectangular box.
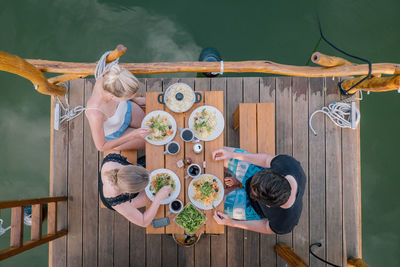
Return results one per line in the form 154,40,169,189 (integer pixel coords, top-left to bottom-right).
0,0,399,266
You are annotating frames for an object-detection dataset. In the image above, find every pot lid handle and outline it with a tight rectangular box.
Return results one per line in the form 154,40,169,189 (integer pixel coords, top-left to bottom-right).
175,92,184,101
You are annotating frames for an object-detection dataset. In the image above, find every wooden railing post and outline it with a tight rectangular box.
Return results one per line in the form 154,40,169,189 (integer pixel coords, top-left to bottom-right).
341,75,400,95
275,243,309,267
47,202,57,235
31,204,42,241
106,44,127,63
348,257,370,267
311,52,353,67
10,207,23,248
0,51,66,96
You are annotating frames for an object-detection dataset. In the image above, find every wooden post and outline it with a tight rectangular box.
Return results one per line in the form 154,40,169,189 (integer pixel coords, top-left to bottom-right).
48,74,88,84
106,44,127,63
311,52,352,67
31,204,42,241
341,75,400,94
10,207,24,248
0,51,66,96
275,243,309,267
348,257,370,267
47,202,57,235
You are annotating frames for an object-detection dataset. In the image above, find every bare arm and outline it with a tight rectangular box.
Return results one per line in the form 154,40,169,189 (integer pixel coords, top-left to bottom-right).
113,186,171,228
113,198,163,227
85,110,148,151
213,211,274,234
213,148,275,168
227,219,274,234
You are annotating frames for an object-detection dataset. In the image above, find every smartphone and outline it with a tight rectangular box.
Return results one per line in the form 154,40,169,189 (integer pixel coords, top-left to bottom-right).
152,217,170,228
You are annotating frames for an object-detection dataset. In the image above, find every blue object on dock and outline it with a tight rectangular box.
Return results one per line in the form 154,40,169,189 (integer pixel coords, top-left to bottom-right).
23,205,48,226
199,47,222,77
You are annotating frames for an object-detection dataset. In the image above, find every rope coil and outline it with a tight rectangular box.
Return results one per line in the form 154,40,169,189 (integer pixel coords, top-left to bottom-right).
55,84,85,124
309,91,362,135
54,51,120,129
0,219,11,237
95,51,120,80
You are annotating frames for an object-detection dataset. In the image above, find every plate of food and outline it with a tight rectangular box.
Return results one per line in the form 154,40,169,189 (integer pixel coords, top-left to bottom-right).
145,169,181,205
174,203,207,234
188,106,224,141
188,174,224,210
141,110,177,145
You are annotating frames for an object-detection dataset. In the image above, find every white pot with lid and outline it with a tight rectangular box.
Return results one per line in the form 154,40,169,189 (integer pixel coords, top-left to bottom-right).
158,83,202,113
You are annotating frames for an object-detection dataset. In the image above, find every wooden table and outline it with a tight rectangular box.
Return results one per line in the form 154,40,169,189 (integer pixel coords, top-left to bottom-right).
145,90,224,234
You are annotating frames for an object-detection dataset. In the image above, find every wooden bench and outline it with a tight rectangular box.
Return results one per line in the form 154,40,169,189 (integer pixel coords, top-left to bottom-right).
99,150,137,209
233,102,275,155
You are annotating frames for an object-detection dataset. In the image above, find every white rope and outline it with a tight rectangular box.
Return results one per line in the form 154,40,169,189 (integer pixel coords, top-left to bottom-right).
211,60,224,76
95,51,119,80
0,219,11,237
309,92,362,136
24,214,32,226
54,51,120,128
55,85,86,124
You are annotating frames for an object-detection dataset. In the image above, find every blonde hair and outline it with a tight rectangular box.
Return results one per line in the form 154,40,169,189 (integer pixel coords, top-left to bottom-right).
103,65,139,98
104,165,149,193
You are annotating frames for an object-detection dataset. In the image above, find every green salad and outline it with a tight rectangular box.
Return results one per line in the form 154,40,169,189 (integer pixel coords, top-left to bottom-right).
175,203,206,234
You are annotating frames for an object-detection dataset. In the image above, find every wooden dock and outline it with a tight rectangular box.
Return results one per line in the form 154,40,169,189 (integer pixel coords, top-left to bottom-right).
49,77,361,267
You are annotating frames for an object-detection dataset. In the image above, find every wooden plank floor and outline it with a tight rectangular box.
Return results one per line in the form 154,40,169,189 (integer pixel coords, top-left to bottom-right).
49,77,361,267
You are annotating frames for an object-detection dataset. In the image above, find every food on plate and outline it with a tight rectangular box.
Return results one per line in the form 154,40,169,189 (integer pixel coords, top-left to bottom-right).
175,203,206,233
149,172,176,196
144,114,174,141
192,175,220,206
193,108,217,139
166,83,195,112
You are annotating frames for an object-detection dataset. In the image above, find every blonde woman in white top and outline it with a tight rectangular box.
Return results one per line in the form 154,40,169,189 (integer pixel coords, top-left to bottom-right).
86,65,150,151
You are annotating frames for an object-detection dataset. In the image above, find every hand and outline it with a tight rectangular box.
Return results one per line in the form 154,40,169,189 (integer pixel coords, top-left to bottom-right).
130,128,151,139
154,185,172,202
213,211,233,226
212,149,233,161
224,177,240,187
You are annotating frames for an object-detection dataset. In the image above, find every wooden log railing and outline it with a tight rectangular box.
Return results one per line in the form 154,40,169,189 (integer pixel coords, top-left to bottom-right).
275,243,370,267
0,196,67,261
348,257,371,267
1,44,399,96
0,45,126,97
275,243,309,267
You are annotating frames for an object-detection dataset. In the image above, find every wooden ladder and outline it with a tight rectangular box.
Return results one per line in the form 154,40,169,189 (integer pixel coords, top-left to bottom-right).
0,196,67,261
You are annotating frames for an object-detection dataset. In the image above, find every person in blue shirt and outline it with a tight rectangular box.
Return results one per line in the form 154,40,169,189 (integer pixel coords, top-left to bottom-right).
212,147,306,235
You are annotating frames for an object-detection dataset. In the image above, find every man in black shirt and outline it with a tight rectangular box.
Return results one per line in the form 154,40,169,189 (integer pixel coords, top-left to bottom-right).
212,147,306,234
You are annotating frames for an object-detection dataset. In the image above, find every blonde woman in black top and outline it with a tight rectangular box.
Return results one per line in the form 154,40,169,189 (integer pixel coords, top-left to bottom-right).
99,152,170,227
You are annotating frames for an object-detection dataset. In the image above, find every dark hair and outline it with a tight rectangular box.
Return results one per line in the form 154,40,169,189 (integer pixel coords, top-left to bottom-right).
249,169,291,207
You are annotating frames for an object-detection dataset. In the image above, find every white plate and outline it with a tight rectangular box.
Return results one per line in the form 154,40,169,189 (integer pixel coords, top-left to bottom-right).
188,174,224,210
188,105,224,141
141,110,177,145
145,169,181,205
